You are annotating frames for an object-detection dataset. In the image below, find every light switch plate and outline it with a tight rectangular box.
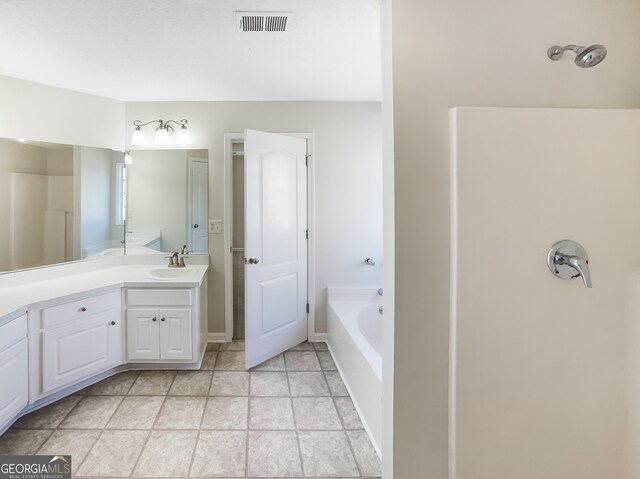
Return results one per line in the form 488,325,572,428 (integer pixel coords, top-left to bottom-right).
209,220,222,234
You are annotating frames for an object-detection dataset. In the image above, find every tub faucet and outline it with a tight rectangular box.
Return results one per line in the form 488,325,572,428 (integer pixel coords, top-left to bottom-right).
365,257,376,266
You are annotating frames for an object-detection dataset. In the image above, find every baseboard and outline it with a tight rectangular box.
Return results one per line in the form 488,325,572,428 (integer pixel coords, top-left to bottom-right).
208,332,323,343
313,332,327,342
207,332,228,343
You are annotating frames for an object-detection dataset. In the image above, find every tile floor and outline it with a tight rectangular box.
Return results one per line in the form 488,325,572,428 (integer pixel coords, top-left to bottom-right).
0,341,381,479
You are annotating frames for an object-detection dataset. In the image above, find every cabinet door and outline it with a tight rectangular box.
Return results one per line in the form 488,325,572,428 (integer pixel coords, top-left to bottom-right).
0,338,28,427
42,310,122,393
126,309,160,361
159,309,192,360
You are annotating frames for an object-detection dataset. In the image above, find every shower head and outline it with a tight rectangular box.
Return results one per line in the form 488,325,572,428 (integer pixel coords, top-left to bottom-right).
547,44,607,68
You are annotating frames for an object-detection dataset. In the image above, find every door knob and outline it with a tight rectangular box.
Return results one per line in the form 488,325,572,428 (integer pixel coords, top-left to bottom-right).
160,317,166,322
247,257,260,264
194,224,199,228
110,321,116,326
152,317,157,322
547,240,592,288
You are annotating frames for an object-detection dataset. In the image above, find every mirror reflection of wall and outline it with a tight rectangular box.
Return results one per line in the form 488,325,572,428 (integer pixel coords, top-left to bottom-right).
0,138,74,272
126,150,208,254
75,146,126,258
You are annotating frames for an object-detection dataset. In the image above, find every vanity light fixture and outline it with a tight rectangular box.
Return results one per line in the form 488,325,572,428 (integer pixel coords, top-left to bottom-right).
130,118,191,146
124,151,132,164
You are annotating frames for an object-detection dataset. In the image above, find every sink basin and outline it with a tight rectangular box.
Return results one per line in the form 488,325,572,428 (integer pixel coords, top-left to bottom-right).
147,268,198,280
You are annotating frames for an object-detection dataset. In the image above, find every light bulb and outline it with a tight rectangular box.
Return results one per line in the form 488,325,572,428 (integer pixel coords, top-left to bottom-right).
176,126,191,145
124,151,132,164
131,128,147,146
155,126,170,145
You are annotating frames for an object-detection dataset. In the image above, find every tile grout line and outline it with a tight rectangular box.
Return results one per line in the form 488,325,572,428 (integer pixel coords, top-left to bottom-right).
186,429,202,477
71,426,106,477
129,372,179,478
323,345,364,478
319,346,363,478
286,362,306,478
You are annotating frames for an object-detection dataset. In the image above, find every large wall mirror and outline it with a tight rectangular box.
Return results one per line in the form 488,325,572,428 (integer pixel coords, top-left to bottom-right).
0,137,126,272
0,140,208,273
124,149,209,255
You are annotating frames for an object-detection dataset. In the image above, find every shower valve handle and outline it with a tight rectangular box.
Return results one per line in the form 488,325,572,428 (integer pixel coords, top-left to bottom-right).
547,240,592,288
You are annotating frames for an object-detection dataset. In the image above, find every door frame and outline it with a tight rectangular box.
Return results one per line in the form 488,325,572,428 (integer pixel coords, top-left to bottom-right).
223,132,316,343
186,156,208,253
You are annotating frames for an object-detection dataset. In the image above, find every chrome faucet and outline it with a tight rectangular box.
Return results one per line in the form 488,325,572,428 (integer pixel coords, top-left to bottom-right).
166,251,181,267
166,245,193,268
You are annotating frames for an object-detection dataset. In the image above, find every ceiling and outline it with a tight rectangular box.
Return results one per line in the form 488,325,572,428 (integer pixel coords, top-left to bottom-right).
0,0,381,102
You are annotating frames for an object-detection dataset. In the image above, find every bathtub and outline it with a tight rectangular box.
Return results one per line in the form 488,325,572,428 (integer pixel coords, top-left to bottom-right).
327,287,382,456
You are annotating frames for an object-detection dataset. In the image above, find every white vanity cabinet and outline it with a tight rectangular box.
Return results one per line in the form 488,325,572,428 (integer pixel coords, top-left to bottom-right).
125,289,198,362
31,290,123,399
0,315,28,427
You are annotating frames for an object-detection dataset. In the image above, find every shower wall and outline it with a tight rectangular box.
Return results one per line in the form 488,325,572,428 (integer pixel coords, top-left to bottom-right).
451,107,640,479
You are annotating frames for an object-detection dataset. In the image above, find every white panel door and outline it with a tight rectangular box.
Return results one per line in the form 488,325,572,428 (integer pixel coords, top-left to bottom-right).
42,311,122,393
0,338,28,427
189,159,209,253
126,309,160,360
159,309,192,360
245,130,307,368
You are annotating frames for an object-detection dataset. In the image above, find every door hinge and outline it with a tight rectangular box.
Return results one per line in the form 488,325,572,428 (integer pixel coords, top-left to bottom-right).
306,303,309,314
305,229,309,240
305,154,311,166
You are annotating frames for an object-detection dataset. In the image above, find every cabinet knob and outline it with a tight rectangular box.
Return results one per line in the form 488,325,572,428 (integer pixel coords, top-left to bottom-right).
152,317,157,322
80,307,87,312
160,317,166,322
110,321,116,326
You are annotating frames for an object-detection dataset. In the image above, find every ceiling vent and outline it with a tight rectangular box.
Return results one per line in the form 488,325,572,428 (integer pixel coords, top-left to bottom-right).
236,12,294,32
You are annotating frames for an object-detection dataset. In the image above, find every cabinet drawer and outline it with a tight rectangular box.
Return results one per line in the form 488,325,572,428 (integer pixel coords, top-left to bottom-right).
0,315,27,351
126,289,192,306
41,291,120,329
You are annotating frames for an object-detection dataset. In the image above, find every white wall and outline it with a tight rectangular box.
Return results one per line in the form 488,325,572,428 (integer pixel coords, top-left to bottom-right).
125,102,383,334
388,0,640,477
0,75,125,149
453,107,640,479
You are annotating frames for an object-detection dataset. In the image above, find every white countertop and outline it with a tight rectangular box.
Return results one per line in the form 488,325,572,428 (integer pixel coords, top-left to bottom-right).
0,260,208,325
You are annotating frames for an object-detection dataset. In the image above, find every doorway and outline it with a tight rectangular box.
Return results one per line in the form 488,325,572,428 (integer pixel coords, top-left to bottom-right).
224,131,316,367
